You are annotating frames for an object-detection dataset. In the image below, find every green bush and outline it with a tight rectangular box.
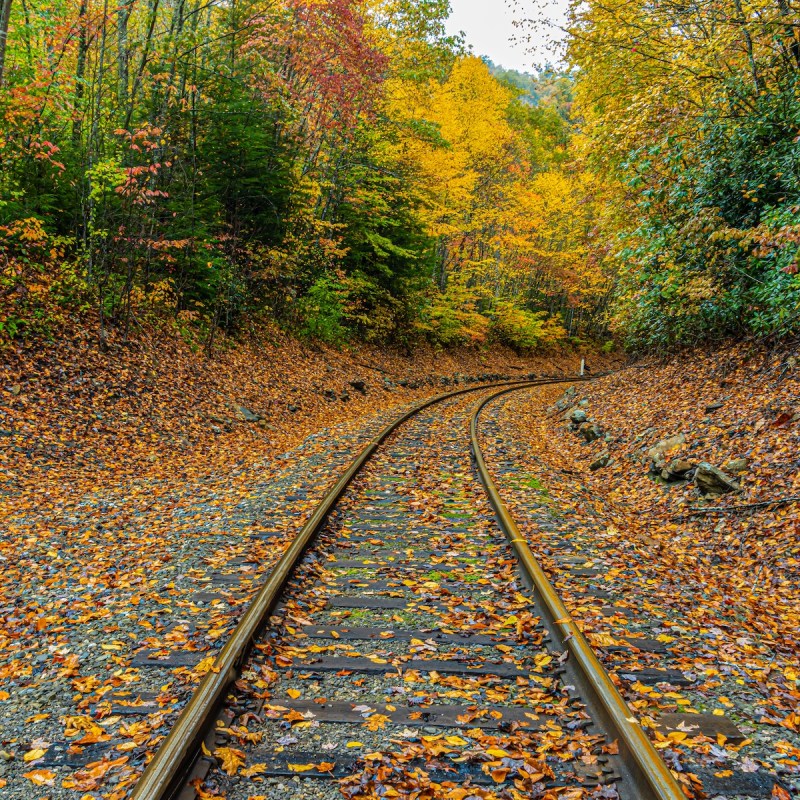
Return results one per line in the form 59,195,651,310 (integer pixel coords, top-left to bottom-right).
298,274,349,345
490,300,566,351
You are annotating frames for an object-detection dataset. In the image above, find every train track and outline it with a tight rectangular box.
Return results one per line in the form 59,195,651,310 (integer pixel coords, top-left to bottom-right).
130,379,684,800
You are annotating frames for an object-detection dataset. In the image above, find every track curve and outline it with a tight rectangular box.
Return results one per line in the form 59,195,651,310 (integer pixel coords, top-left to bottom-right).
471,386,684,800
129,375,682,800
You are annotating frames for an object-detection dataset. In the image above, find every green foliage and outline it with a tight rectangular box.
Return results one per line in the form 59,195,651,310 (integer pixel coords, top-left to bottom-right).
612,75,800,351
0,0,606,352
489,300,567,351
298,274,349,345
415,282,489,347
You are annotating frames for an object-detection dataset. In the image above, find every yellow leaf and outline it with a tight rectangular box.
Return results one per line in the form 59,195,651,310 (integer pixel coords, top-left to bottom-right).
24,769,56,786
346,741,364,748
23,749,47,762
287,763,314,772
287,689,301,699
194,656,216,676
241,763,267,778
214,746,245,776
445,736,468,746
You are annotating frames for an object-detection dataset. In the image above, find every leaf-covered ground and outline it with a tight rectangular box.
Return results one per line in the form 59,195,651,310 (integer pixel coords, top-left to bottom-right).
480,343,799,798
0,325,588,797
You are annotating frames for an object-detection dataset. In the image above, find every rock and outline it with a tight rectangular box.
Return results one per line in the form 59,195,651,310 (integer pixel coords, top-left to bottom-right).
694,463,741,495
9,384,21,396
705,401,724,412
349,380,367,394
647,434,686,463
323,388,337,401
578,399,589,407
288,404,300,413
590,452,611,471
724,457,749,474
340,390,350,402
569,409,588,425
580,422,603,443
235,405,261,422
554,386,576,411
661,458,695,482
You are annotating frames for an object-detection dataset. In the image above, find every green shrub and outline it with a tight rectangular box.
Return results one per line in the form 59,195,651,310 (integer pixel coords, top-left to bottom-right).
490,300,566,350
298,274,349,345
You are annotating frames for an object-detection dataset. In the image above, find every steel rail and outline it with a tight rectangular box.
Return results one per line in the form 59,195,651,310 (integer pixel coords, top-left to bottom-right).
131,376,584,800
470,385,685,800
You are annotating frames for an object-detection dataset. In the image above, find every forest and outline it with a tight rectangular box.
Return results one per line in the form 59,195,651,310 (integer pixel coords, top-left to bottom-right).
0,0,798,353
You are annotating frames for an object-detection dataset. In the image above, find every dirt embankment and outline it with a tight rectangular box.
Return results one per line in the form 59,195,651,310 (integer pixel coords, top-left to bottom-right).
0,322,608,501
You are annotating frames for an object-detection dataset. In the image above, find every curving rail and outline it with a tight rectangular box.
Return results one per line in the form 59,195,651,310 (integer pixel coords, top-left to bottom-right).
470,385,685,800
130,377,583,800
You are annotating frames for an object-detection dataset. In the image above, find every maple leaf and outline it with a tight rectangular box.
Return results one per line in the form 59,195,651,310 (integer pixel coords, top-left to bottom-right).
214,746,246,776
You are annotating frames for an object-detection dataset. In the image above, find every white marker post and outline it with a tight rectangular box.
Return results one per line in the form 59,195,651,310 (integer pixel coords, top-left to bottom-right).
580,358,585,376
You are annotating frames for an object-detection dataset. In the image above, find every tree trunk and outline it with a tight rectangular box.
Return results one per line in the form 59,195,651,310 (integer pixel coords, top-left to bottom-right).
777,0,800,70
0,0,13,86
73,0,89,144
117,0,133,106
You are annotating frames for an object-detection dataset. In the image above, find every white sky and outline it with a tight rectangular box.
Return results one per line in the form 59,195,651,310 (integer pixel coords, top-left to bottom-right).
445,0,567,73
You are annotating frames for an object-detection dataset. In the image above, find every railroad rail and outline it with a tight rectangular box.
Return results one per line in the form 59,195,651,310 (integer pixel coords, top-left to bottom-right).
471,387,684,800
130,378,683,800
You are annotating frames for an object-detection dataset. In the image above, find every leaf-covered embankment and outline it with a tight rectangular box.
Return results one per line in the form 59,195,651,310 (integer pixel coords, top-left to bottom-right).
490,341,799,795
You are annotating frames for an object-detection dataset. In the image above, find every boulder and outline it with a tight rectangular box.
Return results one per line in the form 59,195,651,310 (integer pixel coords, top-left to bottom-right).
554,386,577,412
661,458,695,482
235,405,262,422
580,422,603,443
694,463,741,495
590,451,611,471
569,409,588,425
724,457,749,474
647,434,686,464
349,380,367,394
